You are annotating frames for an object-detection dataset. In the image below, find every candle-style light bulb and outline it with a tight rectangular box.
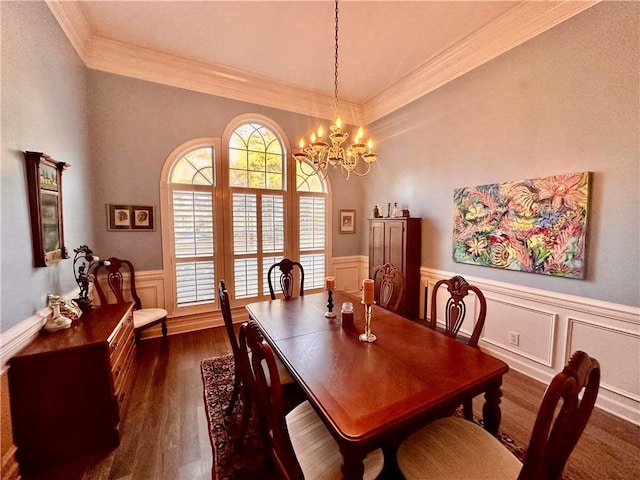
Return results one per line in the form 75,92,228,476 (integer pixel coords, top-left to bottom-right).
335,116,342,129
310,132,317,143
299,138,306,149
356,126,364,142
317,126,324,139
367,139,374,151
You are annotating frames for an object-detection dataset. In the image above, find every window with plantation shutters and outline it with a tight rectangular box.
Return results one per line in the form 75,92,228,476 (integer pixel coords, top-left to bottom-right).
169,147,216,307
298,196,326,289
162,116,328,315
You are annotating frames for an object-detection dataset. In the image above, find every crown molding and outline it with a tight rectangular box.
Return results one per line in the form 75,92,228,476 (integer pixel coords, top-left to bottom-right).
47,1,598,126
364,1,600,124
46,0,92,59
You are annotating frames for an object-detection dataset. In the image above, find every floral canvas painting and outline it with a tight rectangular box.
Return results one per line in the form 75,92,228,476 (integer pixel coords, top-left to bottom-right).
453,172,591,279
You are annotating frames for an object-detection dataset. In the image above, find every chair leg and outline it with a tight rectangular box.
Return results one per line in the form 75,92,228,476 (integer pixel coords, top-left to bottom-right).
226,371,241,416
161,319,168,338
463,398,473,420
234,382,252,451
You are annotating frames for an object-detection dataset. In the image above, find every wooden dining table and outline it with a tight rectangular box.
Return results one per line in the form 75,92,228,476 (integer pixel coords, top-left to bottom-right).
246,290,509,479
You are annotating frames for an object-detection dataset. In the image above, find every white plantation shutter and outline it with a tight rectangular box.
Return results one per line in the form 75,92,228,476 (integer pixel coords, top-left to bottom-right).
299,197,325,250
300,254,325,289
262,195,284,253
170,145,217,308
232,193,258,254
298,196,326,289
163,119,328,313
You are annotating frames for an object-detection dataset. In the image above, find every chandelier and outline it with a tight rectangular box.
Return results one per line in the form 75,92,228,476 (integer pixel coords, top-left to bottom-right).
293,0,378,180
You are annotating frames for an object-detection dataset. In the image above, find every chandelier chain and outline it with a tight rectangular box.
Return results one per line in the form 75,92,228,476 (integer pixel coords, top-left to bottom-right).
334,0,339,118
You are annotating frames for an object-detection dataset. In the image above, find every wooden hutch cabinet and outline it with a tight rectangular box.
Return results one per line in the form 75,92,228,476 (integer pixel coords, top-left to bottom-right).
369,217,422,318
8,303,137,475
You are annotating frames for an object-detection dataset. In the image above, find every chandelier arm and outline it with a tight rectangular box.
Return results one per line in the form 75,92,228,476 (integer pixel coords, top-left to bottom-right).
349,161,372,177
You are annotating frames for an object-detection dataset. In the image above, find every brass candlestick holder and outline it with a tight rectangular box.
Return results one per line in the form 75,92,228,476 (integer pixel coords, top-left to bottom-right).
359,302,377,342
325,289,336,318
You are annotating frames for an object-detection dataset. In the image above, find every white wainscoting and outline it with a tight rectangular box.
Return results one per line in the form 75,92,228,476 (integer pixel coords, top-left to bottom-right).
329,255,370,294
3,259,639,425
421,267,640,426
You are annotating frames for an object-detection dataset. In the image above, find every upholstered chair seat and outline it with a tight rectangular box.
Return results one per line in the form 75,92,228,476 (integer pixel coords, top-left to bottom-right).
132,308,168,331
396,416,521,479
287,401,384,480
396,351,600,480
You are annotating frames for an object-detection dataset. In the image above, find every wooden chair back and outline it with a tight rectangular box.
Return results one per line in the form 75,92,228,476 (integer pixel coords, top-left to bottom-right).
219,280,239,361
429,275,486,347
519,350,600,480
239,321,304,480
372,263,405,314
267,258,305,300
94,257,143,309
218,280,248,421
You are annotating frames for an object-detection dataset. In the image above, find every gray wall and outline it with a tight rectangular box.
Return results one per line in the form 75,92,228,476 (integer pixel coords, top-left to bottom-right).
365,1,639,307
1,1,94,332
87,71,364,268
1,1,637,336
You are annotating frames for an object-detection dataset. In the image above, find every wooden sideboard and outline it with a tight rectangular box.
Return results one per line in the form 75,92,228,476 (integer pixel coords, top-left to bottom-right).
8,303,137,475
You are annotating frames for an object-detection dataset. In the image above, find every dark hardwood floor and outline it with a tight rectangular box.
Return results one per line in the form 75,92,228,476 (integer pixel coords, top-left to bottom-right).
23,327,639,480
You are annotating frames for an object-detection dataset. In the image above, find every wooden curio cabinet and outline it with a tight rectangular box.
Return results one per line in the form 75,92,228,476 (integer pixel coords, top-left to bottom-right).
368,217,422,318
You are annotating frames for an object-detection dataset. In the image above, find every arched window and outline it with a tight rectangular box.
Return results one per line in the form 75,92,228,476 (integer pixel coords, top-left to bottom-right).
161,118,329,316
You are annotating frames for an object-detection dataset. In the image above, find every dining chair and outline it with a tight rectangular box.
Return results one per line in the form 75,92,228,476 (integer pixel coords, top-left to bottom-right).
267,258,304,300
372,263,405,314
219,280,303,444
396,350,600,480
239,320,384,480
429,275,487,419
93,257,168,343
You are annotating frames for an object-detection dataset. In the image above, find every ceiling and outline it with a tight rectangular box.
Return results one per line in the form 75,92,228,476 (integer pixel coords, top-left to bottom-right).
46,1,598,125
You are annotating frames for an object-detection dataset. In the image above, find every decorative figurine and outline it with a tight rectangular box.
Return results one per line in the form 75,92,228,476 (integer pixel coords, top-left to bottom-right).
44,293,73,332
73,245,109,312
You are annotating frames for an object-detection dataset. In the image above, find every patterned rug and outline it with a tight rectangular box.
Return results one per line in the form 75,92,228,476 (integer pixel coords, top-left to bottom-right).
201,355,528,479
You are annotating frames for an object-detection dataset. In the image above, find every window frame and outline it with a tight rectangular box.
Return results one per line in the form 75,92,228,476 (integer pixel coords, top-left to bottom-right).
160,118,332,317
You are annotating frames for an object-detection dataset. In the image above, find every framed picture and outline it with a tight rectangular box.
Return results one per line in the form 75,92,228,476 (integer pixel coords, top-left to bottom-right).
339,209,356,234
24,151,70,267
132,206,154,230
107,204,155,231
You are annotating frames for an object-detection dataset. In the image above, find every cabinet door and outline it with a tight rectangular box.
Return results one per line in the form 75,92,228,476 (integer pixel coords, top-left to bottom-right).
386,221,406,271
369,220,386,271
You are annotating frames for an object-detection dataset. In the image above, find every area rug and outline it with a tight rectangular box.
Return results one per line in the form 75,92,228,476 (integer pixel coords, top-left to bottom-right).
201,355,528,479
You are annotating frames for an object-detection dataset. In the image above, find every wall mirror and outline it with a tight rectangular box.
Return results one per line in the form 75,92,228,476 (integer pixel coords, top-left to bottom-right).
24,151,69,267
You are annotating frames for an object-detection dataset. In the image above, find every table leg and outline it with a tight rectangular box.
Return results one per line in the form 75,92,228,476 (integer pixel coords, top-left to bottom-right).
340,445,366,480
482,378,503,436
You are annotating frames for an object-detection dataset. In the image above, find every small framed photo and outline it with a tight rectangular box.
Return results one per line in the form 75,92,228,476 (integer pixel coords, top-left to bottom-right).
107,205,132,230
339,209,356,234
132,206,154,230
107,204,155,231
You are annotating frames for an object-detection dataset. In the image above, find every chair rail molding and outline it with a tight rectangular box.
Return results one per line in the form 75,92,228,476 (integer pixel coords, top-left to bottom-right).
3,262,637,425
